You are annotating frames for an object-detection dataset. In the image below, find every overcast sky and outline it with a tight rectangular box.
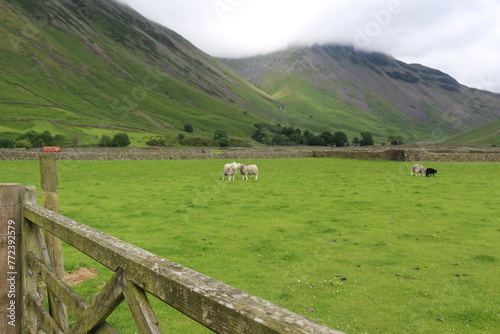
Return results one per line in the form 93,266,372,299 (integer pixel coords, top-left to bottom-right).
120,0,500,93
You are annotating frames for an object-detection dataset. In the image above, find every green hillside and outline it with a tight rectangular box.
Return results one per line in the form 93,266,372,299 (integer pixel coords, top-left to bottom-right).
0,0,280,146
443,118,500,146
1,0,499,147
222,45,500,145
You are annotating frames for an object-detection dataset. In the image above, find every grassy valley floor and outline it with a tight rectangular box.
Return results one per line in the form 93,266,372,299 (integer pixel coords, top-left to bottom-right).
1,158,498,333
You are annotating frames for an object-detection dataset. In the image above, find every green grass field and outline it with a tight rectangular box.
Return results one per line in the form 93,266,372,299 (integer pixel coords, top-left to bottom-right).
1,158,498,333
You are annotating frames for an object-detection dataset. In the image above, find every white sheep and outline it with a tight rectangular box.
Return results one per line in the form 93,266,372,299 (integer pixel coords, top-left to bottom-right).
222,162,238,181
237,163,259,180
411,164,426,176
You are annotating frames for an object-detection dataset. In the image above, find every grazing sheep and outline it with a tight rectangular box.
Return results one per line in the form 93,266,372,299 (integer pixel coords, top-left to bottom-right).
411,164,426,176
237,163,259,180
425,168,437,177
222,162,238,181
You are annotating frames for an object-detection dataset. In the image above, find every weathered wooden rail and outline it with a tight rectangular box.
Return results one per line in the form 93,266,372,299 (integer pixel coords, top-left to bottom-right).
0,156,344,334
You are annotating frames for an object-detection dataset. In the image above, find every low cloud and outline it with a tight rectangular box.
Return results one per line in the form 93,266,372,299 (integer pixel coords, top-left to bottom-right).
122,0,500,92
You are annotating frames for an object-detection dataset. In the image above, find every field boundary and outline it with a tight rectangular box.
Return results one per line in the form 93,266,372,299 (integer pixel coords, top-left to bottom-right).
1,146,499,162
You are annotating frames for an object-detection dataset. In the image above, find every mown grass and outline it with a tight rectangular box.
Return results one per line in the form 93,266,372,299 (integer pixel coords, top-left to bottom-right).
0,158,498,333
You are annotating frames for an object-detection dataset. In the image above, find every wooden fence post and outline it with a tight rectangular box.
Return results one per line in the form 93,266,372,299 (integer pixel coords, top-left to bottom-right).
39,155,68,331
21,185,38,333
0,183,23,334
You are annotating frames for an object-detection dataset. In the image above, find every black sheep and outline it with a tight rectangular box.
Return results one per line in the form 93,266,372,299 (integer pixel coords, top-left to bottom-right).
425,168,437,177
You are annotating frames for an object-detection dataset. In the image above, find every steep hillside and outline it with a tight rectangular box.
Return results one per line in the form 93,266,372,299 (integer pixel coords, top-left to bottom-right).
2,0,499,147
221,45,500,144
0,0,281,145
443,118,500,146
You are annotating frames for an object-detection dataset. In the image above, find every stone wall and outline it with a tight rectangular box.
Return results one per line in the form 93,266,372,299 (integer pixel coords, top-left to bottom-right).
1,146,499,162
312,148,500,162
312,149,404,161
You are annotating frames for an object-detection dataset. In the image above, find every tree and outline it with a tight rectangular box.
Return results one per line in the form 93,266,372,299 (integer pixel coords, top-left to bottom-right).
53,134,66,146
146,137,166,147
229,138,250,147
282,126,295,136
260,131,273,145
18,130,42,147
40,130,53,146
183,123,193,133
388,135,404,145
333,131,348,147
319,131,334,146
289,133,304,145
360,132,374,146
112,133,131,147
218,137,230,147
0,136,15,148
213,130,228,140
98,135,113,147
307,135,324,146
71,135,82,147
14,139,32,149
272,134,286,145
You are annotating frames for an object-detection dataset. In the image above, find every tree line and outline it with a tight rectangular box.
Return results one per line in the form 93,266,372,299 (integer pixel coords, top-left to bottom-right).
0,131,131,148
252,123,378,147
146,129,250,148
0,131,66,149
0,128,403,149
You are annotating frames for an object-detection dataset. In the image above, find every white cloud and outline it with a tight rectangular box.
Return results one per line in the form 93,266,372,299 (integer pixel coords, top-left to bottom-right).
121,0,500,92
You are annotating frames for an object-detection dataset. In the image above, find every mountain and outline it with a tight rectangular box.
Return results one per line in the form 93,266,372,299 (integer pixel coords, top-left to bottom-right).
220,45,500,144
0,0,281,145
1,0,499,147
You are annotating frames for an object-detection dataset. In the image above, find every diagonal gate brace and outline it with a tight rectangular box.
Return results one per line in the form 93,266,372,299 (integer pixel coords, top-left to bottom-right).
68,268,126,334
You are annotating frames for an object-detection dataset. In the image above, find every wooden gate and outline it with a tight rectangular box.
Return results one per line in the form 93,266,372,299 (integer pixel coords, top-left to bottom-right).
0,156,344,334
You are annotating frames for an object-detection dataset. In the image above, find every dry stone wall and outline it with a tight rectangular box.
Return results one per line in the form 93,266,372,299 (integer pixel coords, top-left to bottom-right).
312,148,500,162
1,146,499,162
